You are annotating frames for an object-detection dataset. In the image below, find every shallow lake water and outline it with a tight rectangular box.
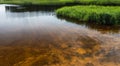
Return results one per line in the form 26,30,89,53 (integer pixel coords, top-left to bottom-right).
0,4,120,66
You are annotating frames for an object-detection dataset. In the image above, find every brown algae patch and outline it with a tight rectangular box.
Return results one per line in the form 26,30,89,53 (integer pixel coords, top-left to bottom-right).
0,33,119,66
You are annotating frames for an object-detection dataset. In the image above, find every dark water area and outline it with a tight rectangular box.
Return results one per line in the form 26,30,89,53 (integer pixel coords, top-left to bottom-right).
0,4,120,66
57,16,120,36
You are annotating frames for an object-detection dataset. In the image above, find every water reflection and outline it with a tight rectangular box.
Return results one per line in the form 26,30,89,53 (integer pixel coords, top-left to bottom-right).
0,4,120,66
5,5,55,18
4,5,120,36
57,16,120,37
5,5,60,12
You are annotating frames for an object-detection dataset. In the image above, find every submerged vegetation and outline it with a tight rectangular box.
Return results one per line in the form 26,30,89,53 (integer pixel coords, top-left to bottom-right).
56,6,120,25
0,0,120,6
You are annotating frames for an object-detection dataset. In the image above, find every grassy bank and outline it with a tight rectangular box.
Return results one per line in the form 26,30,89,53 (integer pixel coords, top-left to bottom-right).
0,0,120,6
77,0,120,6
56,6,120,25
0,0,73,5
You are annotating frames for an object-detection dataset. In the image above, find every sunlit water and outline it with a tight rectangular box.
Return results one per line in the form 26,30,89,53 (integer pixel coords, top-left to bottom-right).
0,4,120,66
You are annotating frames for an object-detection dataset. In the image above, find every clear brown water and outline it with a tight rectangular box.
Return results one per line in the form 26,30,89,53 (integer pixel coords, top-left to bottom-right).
0,4,120,66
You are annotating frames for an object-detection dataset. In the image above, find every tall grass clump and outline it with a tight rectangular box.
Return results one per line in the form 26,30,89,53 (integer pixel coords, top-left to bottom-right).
56,6,120,25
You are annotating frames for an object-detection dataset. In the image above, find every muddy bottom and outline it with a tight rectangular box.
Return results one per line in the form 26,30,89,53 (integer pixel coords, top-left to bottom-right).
0,4,120,66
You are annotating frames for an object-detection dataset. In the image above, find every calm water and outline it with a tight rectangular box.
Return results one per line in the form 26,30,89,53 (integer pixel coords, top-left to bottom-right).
0,4,120,66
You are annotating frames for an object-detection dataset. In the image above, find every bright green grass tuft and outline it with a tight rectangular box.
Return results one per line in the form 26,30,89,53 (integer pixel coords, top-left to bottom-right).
56,6,120,25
